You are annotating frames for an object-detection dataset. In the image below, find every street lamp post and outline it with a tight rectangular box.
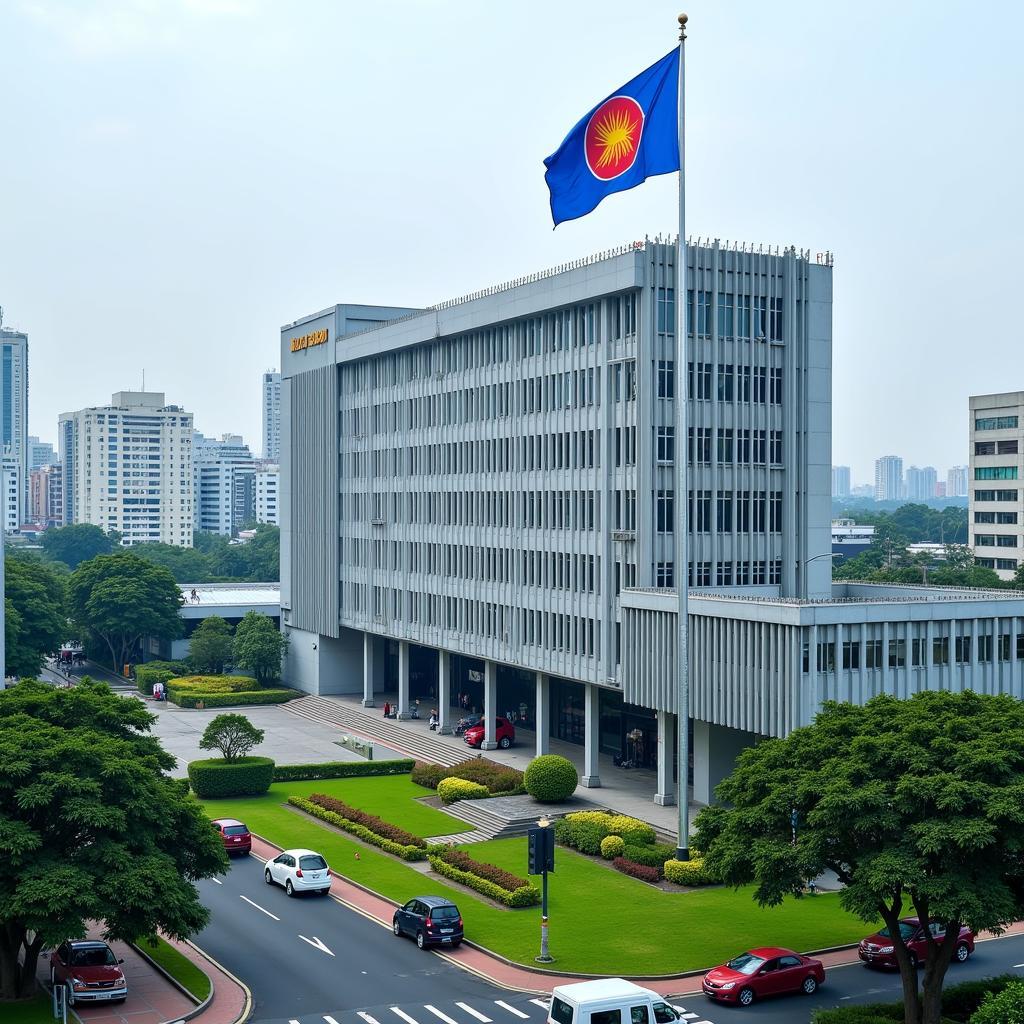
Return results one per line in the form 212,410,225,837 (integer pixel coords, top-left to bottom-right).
528,817,555,963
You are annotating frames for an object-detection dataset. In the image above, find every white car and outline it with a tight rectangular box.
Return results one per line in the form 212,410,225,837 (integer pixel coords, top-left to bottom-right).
264,848,332,896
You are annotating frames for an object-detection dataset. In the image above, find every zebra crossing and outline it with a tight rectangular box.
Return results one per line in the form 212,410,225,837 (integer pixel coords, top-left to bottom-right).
279,995,716,1024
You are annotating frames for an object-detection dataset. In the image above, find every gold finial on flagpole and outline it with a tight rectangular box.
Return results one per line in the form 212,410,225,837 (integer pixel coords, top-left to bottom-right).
678,12,688,40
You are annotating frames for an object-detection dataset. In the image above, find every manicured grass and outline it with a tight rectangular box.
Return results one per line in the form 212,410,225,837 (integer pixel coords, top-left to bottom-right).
138,935,212,1002
0,993,53,1024
199,781,876,975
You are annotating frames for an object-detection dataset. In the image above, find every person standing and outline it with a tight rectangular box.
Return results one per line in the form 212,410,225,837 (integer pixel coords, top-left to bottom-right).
383,700,391,718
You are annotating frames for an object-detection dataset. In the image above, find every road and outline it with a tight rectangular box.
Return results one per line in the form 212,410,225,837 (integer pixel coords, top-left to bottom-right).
195,856,1024,1024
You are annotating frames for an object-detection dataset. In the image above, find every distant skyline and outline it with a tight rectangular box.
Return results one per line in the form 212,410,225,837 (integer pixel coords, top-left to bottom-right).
1,0,1021,474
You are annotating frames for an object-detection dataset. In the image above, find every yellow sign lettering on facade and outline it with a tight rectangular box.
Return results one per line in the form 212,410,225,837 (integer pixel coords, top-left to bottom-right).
290,328,329,352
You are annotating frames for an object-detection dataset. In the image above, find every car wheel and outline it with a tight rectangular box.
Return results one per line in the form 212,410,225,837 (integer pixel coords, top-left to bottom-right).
285,879,295,897
451,940,462,949
393,919,402,937
499,736,511,749
801,976,818,995
264,869,273,886
416,931,426,950
955,942,971,963
320,889,330,896
738,987,754,1007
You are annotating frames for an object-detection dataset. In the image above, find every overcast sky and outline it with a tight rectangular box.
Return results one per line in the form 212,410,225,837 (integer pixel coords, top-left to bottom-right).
1,0,1020,483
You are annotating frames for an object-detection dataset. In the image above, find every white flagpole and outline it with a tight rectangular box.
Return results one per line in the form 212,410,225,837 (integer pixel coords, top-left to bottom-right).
674,11,690,861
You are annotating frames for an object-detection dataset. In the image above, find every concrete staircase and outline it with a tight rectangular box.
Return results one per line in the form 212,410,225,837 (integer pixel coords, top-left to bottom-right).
441,797,546,840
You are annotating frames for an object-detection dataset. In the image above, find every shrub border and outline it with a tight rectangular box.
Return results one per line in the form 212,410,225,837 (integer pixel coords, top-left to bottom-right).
273,759,413,782
289,795,427,861
428,853,540,908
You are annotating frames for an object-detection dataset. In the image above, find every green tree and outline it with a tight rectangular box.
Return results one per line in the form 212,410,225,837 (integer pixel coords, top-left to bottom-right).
4,557,66,678
693,692,1024,1024
246,524,280,581
40,524,116,569
130,542,214,583
232,610,288,686
67,552,183,671
0,679,226,1001
188,616,234,674
199,712,264,762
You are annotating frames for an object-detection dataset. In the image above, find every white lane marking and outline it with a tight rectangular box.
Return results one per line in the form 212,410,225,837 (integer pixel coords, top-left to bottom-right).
359,1014,383,1024
391,1009,420,1024
239,894,280,921
495,1003,529,1020
425,1005,461,1024
290,1019,301,1024
529,1001,550,1010
457,1005,492,1023
325,1016,342,1024
211,878,222,885
298,934,335,956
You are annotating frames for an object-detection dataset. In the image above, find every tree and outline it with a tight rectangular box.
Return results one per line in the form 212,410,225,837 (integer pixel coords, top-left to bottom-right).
67,552,183,671
4,557,66,677
199,713,265,762
0,679,226,1001
130,542,214,583
232,610,288,686
40,524,116,569
188,616,234,674
693,692,1024,1024
245,524,280,582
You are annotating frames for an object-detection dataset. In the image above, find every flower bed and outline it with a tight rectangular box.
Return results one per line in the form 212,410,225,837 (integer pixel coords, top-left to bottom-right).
428,846,540,907
411,757,525,795
290,793,428,860
611,857,662,885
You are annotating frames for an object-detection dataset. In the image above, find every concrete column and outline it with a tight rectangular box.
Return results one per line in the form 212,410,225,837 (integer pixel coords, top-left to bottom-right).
481,660,497,749
396,640,412,719
582,683,601,787
437,649,451,734
693,720,759,805
654,710,676,806
361,632,375,707
535,672,549,756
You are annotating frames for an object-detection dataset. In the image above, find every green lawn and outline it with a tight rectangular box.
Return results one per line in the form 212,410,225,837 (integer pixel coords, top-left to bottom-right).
138,936,211,1002
199,780,875,975
1,994,53,1024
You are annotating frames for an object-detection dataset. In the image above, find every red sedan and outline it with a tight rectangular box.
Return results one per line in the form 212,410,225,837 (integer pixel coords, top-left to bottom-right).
463,717,515,749
703,947,825,1007
211,817,252,856
859,918,974,970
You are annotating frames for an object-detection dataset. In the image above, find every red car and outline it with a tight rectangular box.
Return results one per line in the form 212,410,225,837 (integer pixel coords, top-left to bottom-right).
463,717,515,749
859,918,974,970
702,947,825,1007
50,940,127,1007
212,817,252,856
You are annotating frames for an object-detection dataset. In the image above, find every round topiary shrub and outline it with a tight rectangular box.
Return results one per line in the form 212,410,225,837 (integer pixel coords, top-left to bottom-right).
436,777,490,804
187,756,275,798
600,834,626,860
524,754,579,802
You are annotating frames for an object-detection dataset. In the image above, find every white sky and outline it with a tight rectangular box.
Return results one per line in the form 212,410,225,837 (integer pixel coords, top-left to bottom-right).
1,0,1020,482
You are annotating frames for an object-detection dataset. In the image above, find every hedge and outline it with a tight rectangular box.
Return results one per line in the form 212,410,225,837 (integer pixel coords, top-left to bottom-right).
611,857,662,885
169,675,259,693
941,974,1021,1021
171,688,294,708
290,796,427,861
606,815,657,846
437,778,490,804
600,835,626,860
663,858,718,887
428,853,540,908
622,843,676,870
969,981,1024,1024
187,756,275,797
555,816,608,856
272,759,414,782
136,661,187,694
411,758,525,795
432,846,534,894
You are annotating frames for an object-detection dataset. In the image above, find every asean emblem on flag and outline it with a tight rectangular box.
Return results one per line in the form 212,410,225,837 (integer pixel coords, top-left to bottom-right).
584,95,645,181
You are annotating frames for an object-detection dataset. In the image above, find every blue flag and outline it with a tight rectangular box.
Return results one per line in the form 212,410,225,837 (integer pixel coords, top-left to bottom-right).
544,49,680,227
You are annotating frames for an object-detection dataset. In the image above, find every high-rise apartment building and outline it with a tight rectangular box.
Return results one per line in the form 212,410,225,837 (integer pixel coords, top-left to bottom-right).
255,464,279,525
262,371,281,461
969,392,1023,580
947,465,969,497
29,465,62,528
27,436,56,470
874,455,904,502
905,465,937,501
59,392,194,546
193,432,255,536
0,328,29,528
831,465,851,498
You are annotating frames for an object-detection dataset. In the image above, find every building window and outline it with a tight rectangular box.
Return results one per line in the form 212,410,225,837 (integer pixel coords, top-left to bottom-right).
656,427,674,463
842,640,860,669
955,635,972,664
999,439,1020,454
865,639,883,669
978,635,993,662
656,490,674,533
974,467,1018,480
974,511,995,523
974,441,996,455
716,491,732,531
817,641,835,672
696,290,712,336
975,489,1019,501
975,534,996,546
716,293,734,337
997,558,1018,570
657,287,675,333
656,361,674,399
655,562,673,587
695,490,711,532
911,637,926,666
716,363,734,401
932,636,949,666
997,536,1017,547
997,512,1019,524
975,415,1018,430
769,297,783,340
888,638,906,667
688,362,711,400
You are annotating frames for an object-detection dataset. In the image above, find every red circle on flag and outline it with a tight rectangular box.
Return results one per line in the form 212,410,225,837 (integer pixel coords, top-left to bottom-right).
584,95,645,181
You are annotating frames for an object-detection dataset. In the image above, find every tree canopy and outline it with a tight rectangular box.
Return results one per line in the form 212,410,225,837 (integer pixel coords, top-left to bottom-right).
693,691,1024,1024
4,557,66,677
40,523,118,569
199,713,265,761
0,679,226,1000
232,610,288,686
188,615,234,675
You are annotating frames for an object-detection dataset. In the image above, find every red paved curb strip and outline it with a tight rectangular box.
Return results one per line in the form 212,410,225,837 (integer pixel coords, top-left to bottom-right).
164,934,251,1024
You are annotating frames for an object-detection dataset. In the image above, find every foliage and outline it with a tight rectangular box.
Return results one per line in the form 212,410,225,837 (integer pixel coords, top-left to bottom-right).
0,679,226,1000
611,857,662,884
622,842,676,869
411,757,525,795
67,552,183,671
555,815,610,856
305,792,427,849
4,557,66,678
128,525,280,584
410,762,447,788
811,1007,905,1024
436,777,490,803
663,858,718,887
600,835,625,859
429,847,539,907
187,616,234,675
198,713,264,761
524,754,579,802
40,524,116,569
968,985,1024,1023
605,815,657,845
123,543,214,585
170,688,293,708
186,756,275,797
169,675,261,694
940,974,1021,1020
694,692,1024,1024
832,504,968,547
232,611,288,686
272,759,414,782
289,795,427,861
135,661,188,694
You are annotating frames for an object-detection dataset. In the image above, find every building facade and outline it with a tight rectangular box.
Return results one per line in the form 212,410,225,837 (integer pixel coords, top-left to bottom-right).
262,371,281,461
905,465,937,501
831,465,850,498
255,464,279,525
59,392,194,546
874,455,904,502
969,392,1023,580
193,432,255,536
29,464,62,528
0,328,29,528
27,436,56,471
948,465,969,498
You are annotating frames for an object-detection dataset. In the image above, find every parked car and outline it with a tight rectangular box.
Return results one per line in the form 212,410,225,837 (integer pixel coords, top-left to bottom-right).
263,848,331,896
463,717,515,749
211,817,251,856
50,940,127,1006
858,918,974,969
702,947,825,1007
393,895,463,949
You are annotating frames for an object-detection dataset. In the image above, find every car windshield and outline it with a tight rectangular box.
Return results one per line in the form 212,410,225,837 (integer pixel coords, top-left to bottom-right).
299,855,327,870
431,905,460,921
725,953,766,975
223,825,248,836
71,948,117,967
878,922,917,941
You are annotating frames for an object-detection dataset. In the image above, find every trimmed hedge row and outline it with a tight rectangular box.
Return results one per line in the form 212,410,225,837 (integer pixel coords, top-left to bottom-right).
663,858,718,886
169,675,258,693
437,778,490,804
272,759,414,782
187,756,275,797
411,758,525,795
171,688,294,708
611,857,662,885
433,846,534,894
622,842,677,869
428,851,540,908
555,811,656,856
290,795,428,860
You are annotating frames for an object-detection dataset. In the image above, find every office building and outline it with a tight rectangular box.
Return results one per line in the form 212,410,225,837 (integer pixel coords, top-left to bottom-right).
29,464,62,528
262,371,282,461
280,241,1024,806
969,392,1023,580
255,464,279,525
851,483,875,498
59,392,193,546
831,465,851,498
947,465,969,498
905,465,938,501
193,432,256,537
831,518,875,561
874,455,904,502
0,328,29,528
27,436,56,471
2,453,20,533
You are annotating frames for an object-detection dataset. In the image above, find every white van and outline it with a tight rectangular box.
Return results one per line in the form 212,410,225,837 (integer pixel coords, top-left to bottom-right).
547,979,680,1024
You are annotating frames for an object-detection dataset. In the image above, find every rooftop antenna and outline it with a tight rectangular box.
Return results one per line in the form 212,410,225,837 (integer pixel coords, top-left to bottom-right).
142,368,145,391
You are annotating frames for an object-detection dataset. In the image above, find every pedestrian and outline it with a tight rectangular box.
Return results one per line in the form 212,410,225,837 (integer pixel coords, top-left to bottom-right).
429,709,438,732
383,700,391,718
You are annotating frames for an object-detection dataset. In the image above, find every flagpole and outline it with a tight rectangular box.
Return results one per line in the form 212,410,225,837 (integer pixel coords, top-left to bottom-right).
674,11,690,862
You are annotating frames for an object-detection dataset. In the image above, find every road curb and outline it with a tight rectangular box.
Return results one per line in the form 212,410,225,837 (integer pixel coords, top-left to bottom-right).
128,940,206,1014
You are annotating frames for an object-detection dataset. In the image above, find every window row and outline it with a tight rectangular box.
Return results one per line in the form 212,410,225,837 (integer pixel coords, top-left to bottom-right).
976,557,1019,570
974,489,1019,502
688,362,784,404
975,415,1019,431
808,631,1024,672
688,428,784,466
975,439,1019,455
975,534,1018,547
691,289,784,340
974,511,1018,524
975,466,1018,480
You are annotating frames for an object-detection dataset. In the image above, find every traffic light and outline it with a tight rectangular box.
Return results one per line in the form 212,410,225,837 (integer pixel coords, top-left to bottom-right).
528,826,555,875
